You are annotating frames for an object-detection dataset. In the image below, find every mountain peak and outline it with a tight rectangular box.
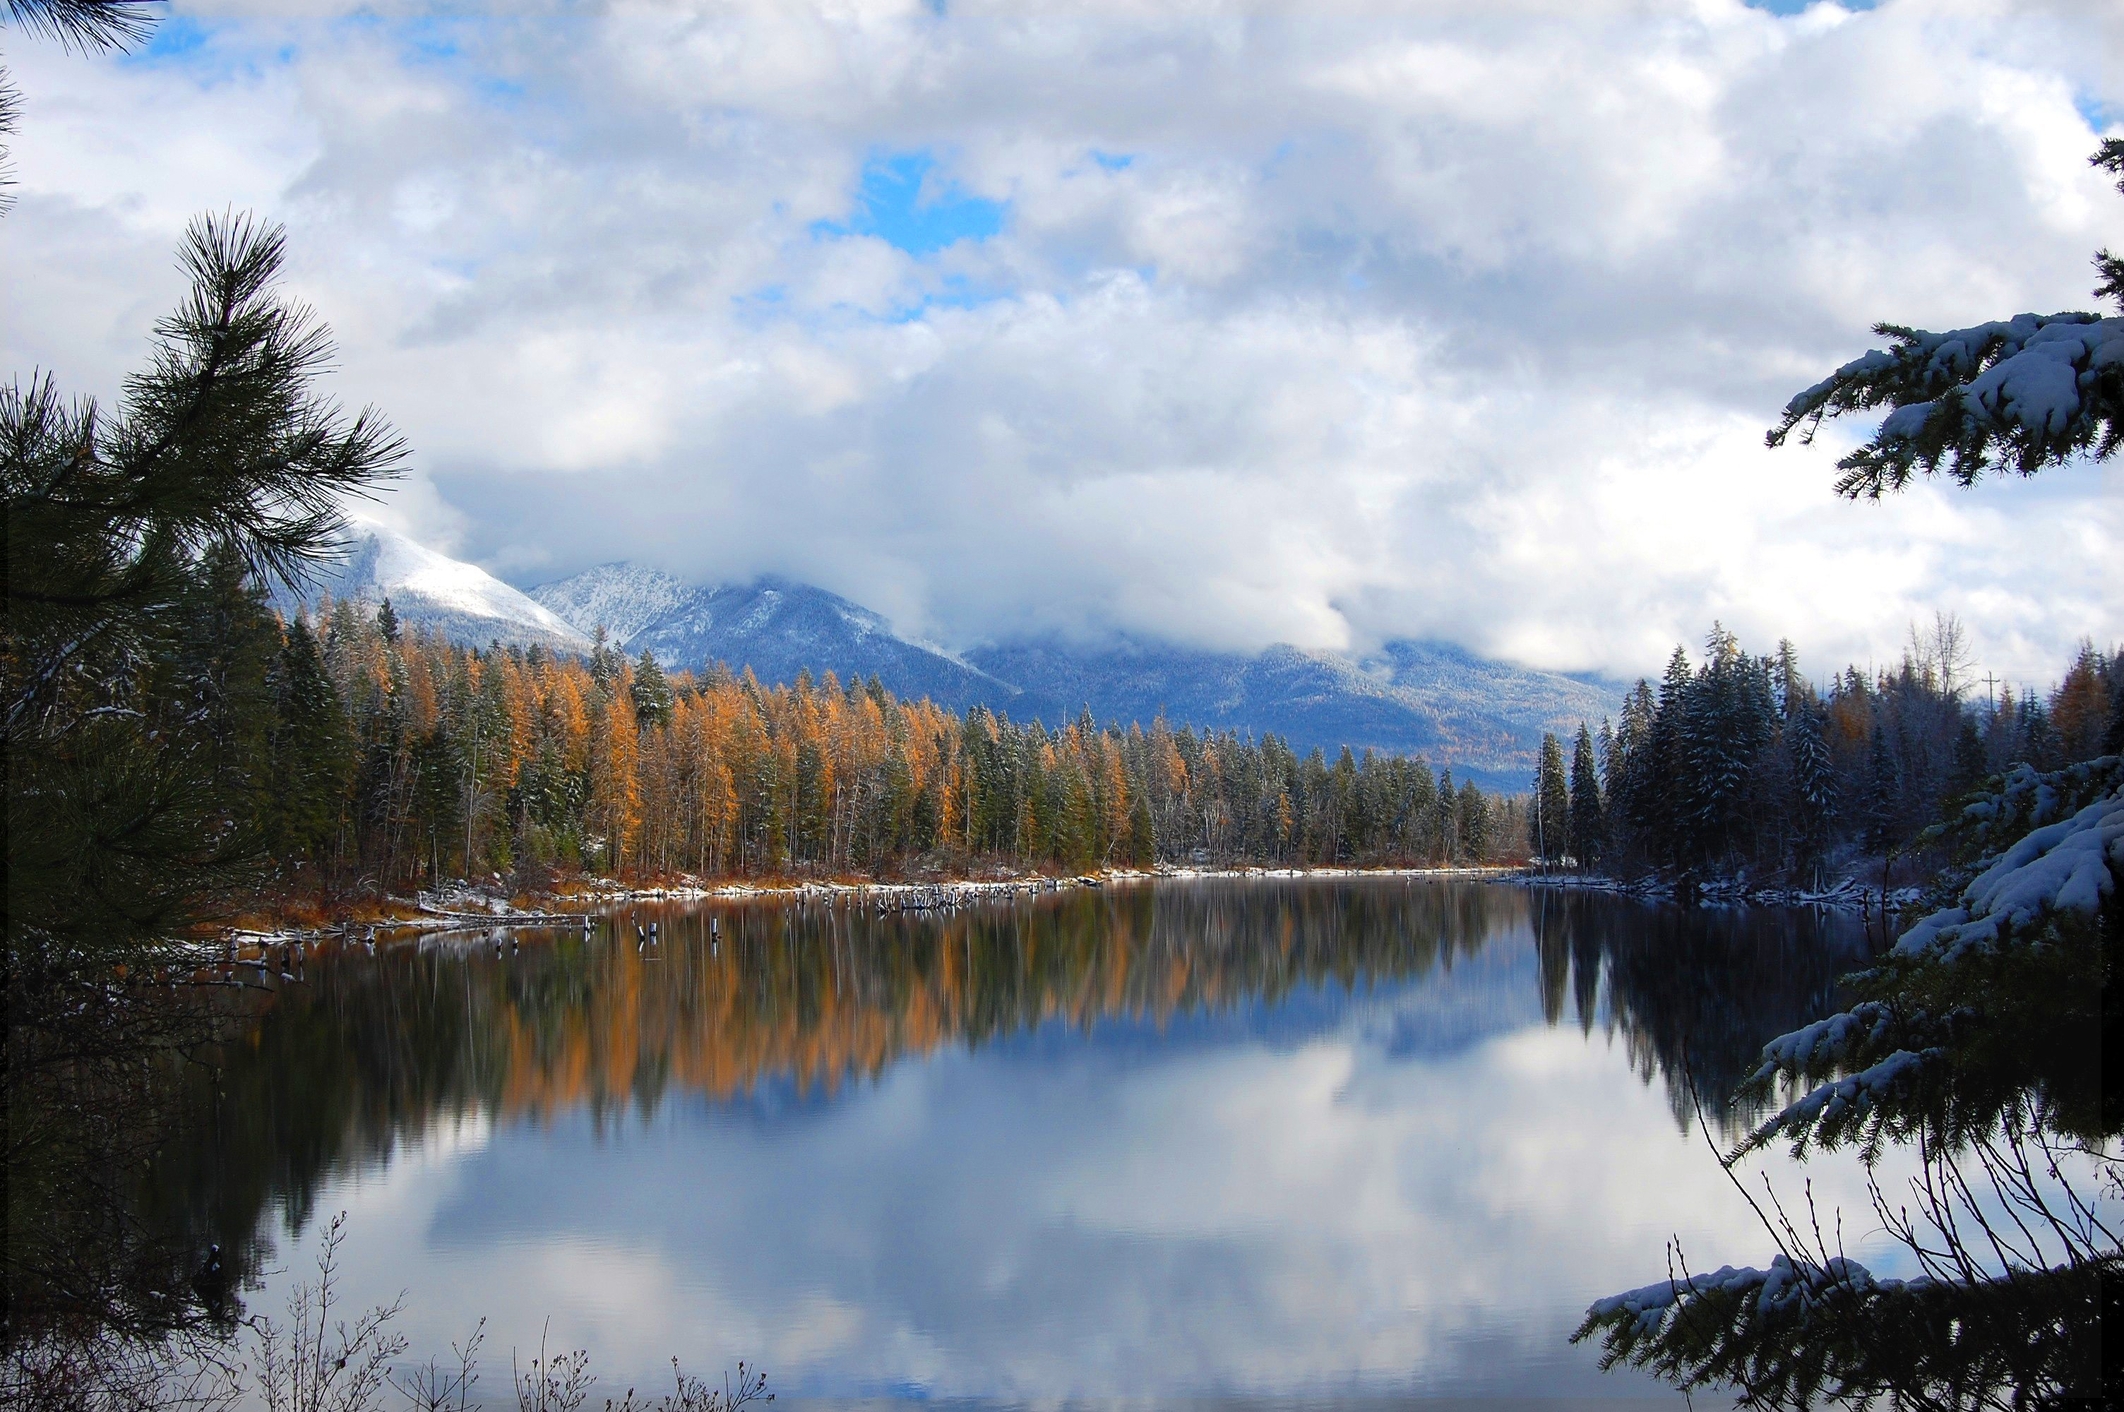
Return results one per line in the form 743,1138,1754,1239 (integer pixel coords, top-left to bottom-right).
523,561,692,646
528,566,1019,709
279,523,591,652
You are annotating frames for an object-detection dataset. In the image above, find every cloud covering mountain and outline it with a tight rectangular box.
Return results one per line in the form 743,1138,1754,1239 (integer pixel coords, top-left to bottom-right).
3,0,2117,686
529,563,1015,711
529,560,1622,787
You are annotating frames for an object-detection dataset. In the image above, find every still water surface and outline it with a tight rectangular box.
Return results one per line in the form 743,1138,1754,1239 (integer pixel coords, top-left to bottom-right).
181,879,1878,1408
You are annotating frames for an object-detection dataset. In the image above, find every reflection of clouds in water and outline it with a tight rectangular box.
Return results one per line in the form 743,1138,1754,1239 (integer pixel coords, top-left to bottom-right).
264,936,1901,1409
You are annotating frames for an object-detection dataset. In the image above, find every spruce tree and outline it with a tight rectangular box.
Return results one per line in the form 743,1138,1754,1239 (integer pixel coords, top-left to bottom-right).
1126,789,1156,866
1583,140,2124,1407
1534,732,1569,864
1455,779,1490,862
1766,141,2124,498
631,649,674,728
1785,700,1837,884
1568,724,1603,871
1642,648,1693,866
267,614,353,865
1862,722,1899,857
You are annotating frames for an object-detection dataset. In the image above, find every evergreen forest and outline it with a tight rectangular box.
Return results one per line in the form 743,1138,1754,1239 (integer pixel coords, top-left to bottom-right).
1527,622,2122,885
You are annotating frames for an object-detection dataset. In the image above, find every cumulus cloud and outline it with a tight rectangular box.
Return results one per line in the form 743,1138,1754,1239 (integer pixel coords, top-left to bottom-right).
2,0,2118,680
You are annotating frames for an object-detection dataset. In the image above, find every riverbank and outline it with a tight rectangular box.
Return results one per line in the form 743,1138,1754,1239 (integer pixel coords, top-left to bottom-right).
221,863,1525,948
217,859,1917,958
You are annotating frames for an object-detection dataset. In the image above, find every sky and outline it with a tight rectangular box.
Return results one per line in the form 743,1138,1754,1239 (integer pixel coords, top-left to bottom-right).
3,0,2119,685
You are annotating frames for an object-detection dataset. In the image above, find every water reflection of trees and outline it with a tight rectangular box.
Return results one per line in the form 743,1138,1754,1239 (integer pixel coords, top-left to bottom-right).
1527,889,1864,1133
144,880,1863,1308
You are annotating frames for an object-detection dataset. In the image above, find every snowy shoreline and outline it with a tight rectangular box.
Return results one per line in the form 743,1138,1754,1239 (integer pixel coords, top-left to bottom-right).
214,861,1910,955
1507,868,1924,914
221,864,1522,948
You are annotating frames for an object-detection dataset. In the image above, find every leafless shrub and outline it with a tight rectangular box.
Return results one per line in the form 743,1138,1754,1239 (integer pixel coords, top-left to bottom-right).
514,1325,596,1412
0,1329,237,1412
386,1322,484,1412
605,1360,773,1412
250,1214,407,1412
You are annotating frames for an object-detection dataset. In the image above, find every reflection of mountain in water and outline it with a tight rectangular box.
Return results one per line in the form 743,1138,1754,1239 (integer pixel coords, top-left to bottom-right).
141,880,1862,1311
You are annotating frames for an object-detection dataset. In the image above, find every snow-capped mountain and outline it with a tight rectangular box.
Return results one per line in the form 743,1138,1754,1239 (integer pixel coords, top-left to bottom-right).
278,522,592,652
530,562,1625,789
278,529,1622,785
517,562,694,647
967,637,1620,788
529,564,1019,709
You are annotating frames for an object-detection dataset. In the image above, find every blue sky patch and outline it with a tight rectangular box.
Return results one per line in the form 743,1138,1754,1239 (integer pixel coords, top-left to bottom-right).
1741,0,1877,11
813,150,1007,257
140,15,208,60
122,14,211,66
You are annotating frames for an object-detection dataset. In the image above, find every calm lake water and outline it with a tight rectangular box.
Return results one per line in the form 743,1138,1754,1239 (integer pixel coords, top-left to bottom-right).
171,878,1881,1409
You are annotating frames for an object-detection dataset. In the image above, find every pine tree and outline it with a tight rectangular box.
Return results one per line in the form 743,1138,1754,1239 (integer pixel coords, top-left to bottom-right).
5,213,402,955
267,614,353,864
1534,732,1569,864
631,649,674,728
1568,724,1604,871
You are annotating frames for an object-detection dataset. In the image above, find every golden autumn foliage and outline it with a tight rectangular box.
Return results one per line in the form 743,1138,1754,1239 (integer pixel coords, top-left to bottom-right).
292,600,1521,890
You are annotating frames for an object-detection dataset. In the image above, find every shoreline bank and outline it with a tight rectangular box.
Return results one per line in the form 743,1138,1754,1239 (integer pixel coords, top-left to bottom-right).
221,860,1910,957
221,863,1524,949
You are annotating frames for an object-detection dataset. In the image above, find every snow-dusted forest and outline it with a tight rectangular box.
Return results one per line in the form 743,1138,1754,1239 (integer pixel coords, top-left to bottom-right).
1528,622,2120,886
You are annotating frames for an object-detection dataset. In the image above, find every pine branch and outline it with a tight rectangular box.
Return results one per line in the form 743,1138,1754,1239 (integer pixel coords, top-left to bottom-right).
2,0,162,54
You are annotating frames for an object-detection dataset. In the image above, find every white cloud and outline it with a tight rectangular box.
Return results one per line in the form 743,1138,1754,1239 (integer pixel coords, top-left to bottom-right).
2,0,2118,681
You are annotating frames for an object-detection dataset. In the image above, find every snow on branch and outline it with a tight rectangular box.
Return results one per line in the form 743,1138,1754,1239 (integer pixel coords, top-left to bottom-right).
1738,762,2120,1155
1586,1253,1925,1344
1895,783,2123,964
1768,313,2124,498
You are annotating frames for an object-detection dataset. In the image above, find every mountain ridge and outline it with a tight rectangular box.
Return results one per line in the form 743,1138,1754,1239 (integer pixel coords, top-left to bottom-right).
529,564,1022,711
525,562,1623,789
284,536,1624,789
